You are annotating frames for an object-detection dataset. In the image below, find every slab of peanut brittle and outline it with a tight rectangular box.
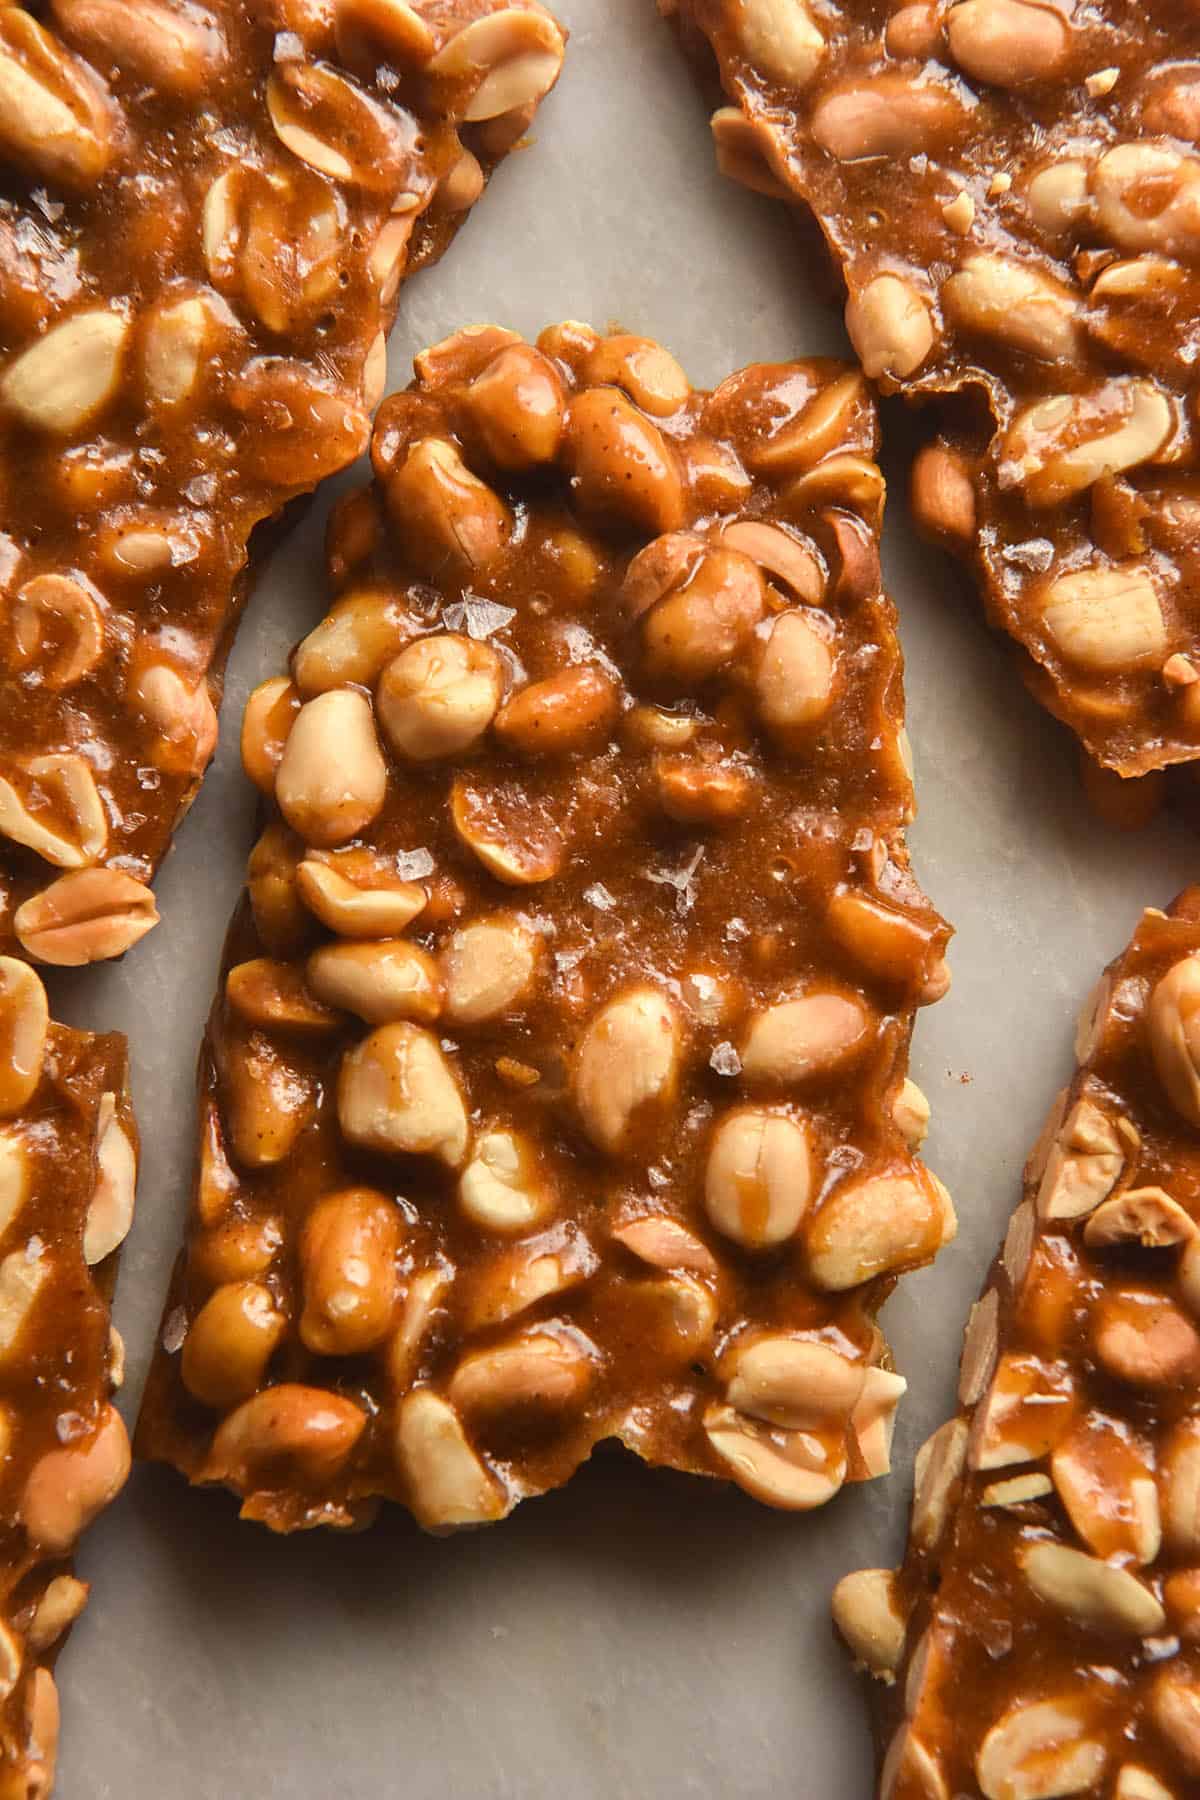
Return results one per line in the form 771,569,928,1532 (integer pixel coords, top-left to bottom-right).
0,959,136,1794
835,892,1200,1800
666,0,1200,782
134,321,954,1533
0,0,565,966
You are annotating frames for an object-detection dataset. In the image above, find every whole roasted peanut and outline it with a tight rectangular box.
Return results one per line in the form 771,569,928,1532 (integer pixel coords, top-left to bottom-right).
1003,383,1174,511
1164,1418,1200,1555
910,1417,969,1552
571,986,681,1155
0,958,48,1117
413,325,524,393
426,7,566,123
654,757,752,826
704,1107,814,1248
333,0,436,74
459,1130,555,1233
0,1130,28,1240
1092,1287,1200,1388
266,57,412,191
885,4,941,57
441,915,541,1024
241,677,301,794
1150,1672,1200,1778
805,1167,956,1290
747,370,871,480
1148,956,1200,1126
393,1389,506,1530
219,1031,315,1170
831,1568,906,1683
0,6,116,189
975,1699,1106,1800
845,275,935,382
1051,1417,1161,1564
232,360,370,489
622,1273,717,1359
202,1385,367,1492
141,288,239,410
274,689,388,846
0,1242,49,1361
1021,1541,1164,1635
226,958,339,1033
739,991,871,1083
338,1022,469,1167
9,572,106,690
299,1187,401,1356
449,1329,594,1421
292,589,414,697
1084,1184,1195,1250
458,343,565,469
53,0,228,96
703,1403,845,1509
721,521,825,604
636,544,766,684
451,777,564,886
893,1078,931,1151
83,1091,136,1264
752,610,836,735
562,386,685,537
21,1404,130,1552
1094,143,1200,260
385,438,512,577
248,823,312,956
296,852,427,939
376,633,503,761
189,1213,283,1289
494,664,620,756
181,1280,287,1410
813,75,965,162
726,1333,865,1431
581,335,690,418
28,1573,89,1654
611,1214,717,1276
942,253,1080,362
2,307,128,435
826,886,944,992
945,0,1071,88
14,868,158,966
130,659,219,778
0,751,108,869
307,939,442,1025
727,0,824,86
911,443,976,550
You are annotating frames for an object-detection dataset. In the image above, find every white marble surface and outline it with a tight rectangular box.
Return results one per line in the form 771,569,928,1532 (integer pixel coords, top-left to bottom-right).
48,2,1198,1793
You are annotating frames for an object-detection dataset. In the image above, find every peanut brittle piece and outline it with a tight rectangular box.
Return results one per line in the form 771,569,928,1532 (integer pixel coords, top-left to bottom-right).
135,322,954,1534
0,0,565,964
665,0,1200,782
835,892,1200,1799
0,958,136,1794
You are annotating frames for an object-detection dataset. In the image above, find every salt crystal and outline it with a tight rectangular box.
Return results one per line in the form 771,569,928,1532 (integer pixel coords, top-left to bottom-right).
583,882,615,910
646,845,704,914
1001,538,1055,573
162,1307,188,1354
394,847,435,880
443,596,516,639
710,1042,741,1077
724,916,749,941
